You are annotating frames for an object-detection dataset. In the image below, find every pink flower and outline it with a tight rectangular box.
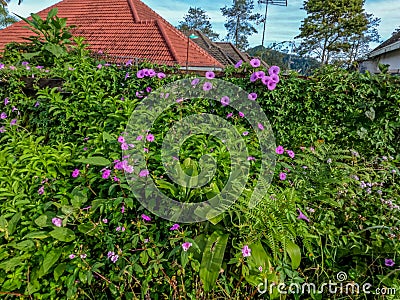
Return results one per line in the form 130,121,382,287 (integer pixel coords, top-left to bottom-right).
118,136,125,143
275,146,284,154
297,208,310,222
270,74,280,83
258,123,264,130
250,72,258,82
4,98,9,105
248,93,257,101
80,254,87,259
286,150,295,158
146,134,154,142
279,172,287,180
205,71,215,79
136,70,145,78
202,82,212,91
250,58,261,68
191,78,200,86
102,169,111,179
141,214,151,221
144,148,149,153
170,224,180,231
157,72,166,79
111,254,119,263
102,219,108,223
52,217,62,227
139,169,149,177
235,60,243,68
247,156,255,161
107,251,115,258
10,119,17,126
238,112,244,118
220,96,230,106
255,71,265,78
243,131,249,136
72,169,80,178
0,112,7,119
267,80,277,91
148,69,156,77
182,242,192,251
136,135,143,141
97,64,102,69
269,65,280,75
38,186,44,195
226,112,233,118
261,75,270,85
121,143,129,150
113,176,120,182
258,266,263,271
121,205,125,213
69,254,76,259
242,245,251,257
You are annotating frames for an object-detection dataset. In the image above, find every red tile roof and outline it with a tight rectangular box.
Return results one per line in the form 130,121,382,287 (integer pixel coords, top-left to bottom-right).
0,0,224,68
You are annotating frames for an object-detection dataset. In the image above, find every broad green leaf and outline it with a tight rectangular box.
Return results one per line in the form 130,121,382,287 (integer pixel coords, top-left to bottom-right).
11,240,35,252
38,248,62,278
286,240,301,269
23,231,49,240
8,212,21,235
49,228,76,242
200,231,229,292
34,215,49,228
0,254,31,271
22,52,41,60
47,8,58,19
75,156,110,166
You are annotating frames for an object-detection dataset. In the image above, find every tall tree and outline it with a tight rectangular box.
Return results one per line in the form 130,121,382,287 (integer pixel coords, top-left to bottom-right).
177,7,219,41
221,0,262,51
295,0,369,64
0,4,17,28
1,0,23,7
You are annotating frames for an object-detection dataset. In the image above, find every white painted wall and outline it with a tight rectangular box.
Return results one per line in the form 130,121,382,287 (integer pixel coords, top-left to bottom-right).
359,49,400,74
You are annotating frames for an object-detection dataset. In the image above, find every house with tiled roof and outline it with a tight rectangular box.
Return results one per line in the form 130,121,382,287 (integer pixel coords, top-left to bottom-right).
0,0,224,70
359,30,400,74
182,30,268,68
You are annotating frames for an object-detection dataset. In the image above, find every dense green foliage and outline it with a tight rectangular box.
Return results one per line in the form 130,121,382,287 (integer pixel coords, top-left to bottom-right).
0,11,400,299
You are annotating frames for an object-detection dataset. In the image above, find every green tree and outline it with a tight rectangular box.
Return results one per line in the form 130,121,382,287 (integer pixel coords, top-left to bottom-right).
0,4,17,28
177,7,219,41
221,0,262,51
295,0,369,64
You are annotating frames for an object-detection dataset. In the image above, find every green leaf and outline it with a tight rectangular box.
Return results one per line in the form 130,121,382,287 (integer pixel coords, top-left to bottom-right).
8,212,21,235
102,132,114,142
44,44,66,58
38,248,62,278
54,263,66,281
75,156,110,166
11,240,35,252
49,228,76,242
47,8,58,19
286,240,301,269
200,231,229,292
23,231,49,240
0,254,31,271
22,52,41,60
34,215,49,228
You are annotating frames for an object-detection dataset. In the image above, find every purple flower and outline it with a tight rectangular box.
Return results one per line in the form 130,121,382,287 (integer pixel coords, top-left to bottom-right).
258,266,263,272
121,205,125,214
121,143,129,150
182,242,192,251
270,74,280,83
191,78,200,86
234,60,243,68
69,254,76,259
21,61,29,66
243,131,249,136
297,208,310,222
267,80,277,91
143,69,149,76
9,66,16,70
116,226,121,231
148,69,156,77
118,136,125,143
72,169,80,178
52,217,62,227
102,169,111,179
107,251,115,258
97,64,102,69
38,186,44,195
125,72,130,80
136,91,144,98
136,70,145,78
34,101,40,107
276,146,284,154
124,165,134,173
205,71,215,79
250,72,258,82
255,71,265,79
126,59,133,66
170,224,180,231
146,134,155,142
220,96,230,106
4,98,9,105
286,150,295,158
36,65,44,69
385,259,395,267
68,67,75,71
203,82,213,91
0,63,4,69
80,254,87,259
10,119,17,126
141,214,151,221
242,245,251,257
279,172,287,180
258,123,264,130
102,219,108,224
269,65,280,75
261,75,270,85
12,106,17,112
113,176,120,182
226,112,233,118
144,148,149,153
238,112,244,118
250,58,261,68
0,112,7,119
139,169,150,177
0,127,5,133
157,72,166,79
248,93,257,101
247,156,255,161
111,254,119,263
136,135,143,141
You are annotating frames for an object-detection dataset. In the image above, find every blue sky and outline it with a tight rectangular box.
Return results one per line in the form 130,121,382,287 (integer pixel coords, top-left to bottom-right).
6,0,400,50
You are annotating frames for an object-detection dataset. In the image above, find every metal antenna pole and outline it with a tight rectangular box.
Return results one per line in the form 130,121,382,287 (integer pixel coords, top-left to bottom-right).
261,0,269,48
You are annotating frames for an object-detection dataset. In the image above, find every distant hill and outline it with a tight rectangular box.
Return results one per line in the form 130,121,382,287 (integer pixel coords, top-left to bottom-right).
247,45,320,76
